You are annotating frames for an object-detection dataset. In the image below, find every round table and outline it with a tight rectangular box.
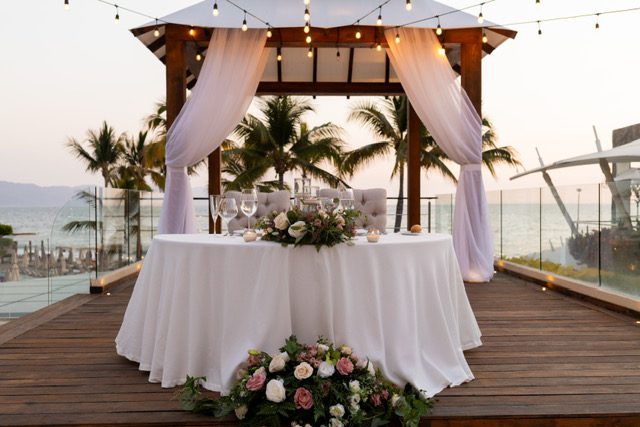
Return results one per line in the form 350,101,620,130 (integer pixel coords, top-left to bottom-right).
115,233,481,397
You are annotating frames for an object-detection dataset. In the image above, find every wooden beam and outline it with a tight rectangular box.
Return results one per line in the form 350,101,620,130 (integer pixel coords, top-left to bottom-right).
347,48,355,83
165,25,186,129
208,149,222,234
276,47,282,82
256,82,404,96
312,47,318,82
460,31,483,117
407,101,421,229
384,54,390,84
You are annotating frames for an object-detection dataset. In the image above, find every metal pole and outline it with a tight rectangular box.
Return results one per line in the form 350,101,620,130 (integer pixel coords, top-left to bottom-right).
539,187,542,271
94,187,99,280
427,200,432,233
598,184,602,287
500,190,503,259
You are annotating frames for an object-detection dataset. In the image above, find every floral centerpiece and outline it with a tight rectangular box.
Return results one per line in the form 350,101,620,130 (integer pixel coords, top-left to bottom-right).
180,336,432,427
256,206,359,250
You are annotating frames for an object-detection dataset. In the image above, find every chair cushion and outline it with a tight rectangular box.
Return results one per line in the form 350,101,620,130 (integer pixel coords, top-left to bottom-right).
318,188,387,231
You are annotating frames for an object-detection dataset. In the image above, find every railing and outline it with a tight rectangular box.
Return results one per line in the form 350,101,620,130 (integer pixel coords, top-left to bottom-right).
437,182,640,301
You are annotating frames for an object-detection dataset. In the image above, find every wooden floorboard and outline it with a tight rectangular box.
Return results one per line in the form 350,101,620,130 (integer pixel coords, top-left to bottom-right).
0,274,639,426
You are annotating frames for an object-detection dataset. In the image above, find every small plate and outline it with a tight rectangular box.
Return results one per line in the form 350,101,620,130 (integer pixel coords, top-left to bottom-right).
400,231,422,236
355,229,368,236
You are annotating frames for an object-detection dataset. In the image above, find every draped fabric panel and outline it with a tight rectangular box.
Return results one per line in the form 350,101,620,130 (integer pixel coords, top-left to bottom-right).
158,29,269,234
385,27,494,282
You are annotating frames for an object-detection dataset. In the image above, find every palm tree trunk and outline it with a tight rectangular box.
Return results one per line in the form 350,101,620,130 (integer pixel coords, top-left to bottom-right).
278,172,284,190
394,163,405,233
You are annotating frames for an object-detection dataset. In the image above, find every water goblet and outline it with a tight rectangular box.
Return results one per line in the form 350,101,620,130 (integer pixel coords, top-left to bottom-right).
240,189,258,230
219,197,238,236
209,195,222,233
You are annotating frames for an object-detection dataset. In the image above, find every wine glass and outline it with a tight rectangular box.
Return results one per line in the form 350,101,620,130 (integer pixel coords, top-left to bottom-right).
219,197,238,236
209,195,222,233
240,189,258,230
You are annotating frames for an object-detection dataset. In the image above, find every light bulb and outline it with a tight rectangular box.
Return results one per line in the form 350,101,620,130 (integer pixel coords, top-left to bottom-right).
242,19,248,31
478,12,484,24
196,52,202,61
213,2,219,16
336,49,341,59
304,8,310,22
267,29,272,38
307,47,313,58
376,43,382,52
304,23,310,33
355,30,361,39
406,0,412,11
536,0,540,4
306,35,311,43
436,25,442,36
595,14,600,29
304,0,310,5
115,12,120,24
189,26,195,36
154,27,160,37
277,53,282,61
377,13,383,26
64,0,69,11
482,32,488,43
438,45,446,56
395,33,400,44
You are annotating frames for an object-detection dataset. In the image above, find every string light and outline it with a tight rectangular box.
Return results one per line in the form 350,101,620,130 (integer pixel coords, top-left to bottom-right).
189,26,195,36
304,22,310,33
153,19,160,37
336,48,341,59
438,43,446,56
196,51,202,61
304,7,310,22
304,0,310,5
64,0,70,11
482,31,488,43
212,1,219,16
595,13,600,29
277,51,282,61
478,3,484,24
307,47,313,58
114,5,119,23
537,20,542,35
242,11,248,31
395,33,400,43
267,27,272,38
377,7,383,26
435,16,443,35
306,35,312,43
355,21,361,39
536,0,540,4
376,42,382,51
406,0,412,11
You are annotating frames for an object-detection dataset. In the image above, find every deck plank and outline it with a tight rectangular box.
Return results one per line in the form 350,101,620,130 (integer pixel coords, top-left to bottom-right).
0,273,639,426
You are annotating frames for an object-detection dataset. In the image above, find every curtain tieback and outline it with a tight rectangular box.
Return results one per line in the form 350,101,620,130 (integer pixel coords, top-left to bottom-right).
167,166,187,175
461,164,482,172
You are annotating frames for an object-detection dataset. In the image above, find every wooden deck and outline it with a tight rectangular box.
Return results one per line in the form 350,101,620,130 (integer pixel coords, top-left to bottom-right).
1,273,639,426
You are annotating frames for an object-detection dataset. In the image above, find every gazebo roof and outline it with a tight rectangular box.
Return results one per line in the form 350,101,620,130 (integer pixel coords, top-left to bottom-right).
131,0,516,91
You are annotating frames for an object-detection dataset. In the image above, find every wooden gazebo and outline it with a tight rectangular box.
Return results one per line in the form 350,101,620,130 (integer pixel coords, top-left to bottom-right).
130,0,516,231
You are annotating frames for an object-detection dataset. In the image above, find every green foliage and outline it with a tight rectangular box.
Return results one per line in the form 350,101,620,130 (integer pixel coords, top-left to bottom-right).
0,237,14,257
0,223,13,236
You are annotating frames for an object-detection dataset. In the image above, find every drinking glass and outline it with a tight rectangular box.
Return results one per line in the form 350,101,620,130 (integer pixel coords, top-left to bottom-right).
240,189,258,230
209,195,222,233
341,198,355,211
219,197,238,236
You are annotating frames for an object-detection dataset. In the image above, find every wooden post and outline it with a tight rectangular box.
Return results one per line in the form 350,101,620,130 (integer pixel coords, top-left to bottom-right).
460,35,482,117
165,24,186,128
407,101,421,229
208,149,222,234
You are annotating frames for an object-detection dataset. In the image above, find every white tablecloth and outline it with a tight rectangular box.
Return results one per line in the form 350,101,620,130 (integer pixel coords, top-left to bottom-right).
115,233,482,397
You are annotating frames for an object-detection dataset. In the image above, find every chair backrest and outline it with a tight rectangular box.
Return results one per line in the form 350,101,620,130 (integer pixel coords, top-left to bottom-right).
225,190,291,232
318,188,387,231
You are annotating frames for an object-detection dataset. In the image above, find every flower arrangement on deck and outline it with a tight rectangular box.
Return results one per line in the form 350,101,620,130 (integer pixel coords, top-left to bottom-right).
180,336,432,427
256,206,359,250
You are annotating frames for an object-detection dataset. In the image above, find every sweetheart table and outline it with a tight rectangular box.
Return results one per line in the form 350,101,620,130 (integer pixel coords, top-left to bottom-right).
115,233,482,397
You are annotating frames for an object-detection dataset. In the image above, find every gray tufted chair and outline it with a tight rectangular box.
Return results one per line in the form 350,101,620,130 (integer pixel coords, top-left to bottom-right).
225,190,291,233
318,188,387,231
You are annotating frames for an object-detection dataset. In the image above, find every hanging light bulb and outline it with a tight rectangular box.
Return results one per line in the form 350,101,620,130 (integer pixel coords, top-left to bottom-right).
595,13,600,29
307,47,313,58
242,12,248,31
304,8,310,22
537,21,542,35
114,6,120,24
376,42,382,52
336,48,341,60
482,31,488,43
435,16,442,35
377,7,383,26
189,26,196,36
304,0,310,5
395,33,400,44
438,44,446,56
355,22,361,39
406,0,412,11
153,19,160,37
196,51,202,62
212,1,219,16
306,35,312,43
304,23,310,33
64,0,70,11
477,7,484,24
277,51,283,61
536,0,540,4
267,28,273,38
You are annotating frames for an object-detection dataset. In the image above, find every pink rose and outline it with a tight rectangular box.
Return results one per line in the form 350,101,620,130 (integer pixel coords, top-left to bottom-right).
381,389,390,400
248,354,262,366
294,387,314,410
246,371,266,391
336,357,354,375
370,393,382,407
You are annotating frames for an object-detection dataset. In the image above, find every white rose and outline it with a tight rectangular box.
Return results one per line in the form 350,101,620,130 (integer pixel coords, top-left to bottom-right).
254,366,266,377
329,404,345,418
340,345,352,355
274,212,290,230
366,360,376,376
318,210,328,219
235,368,247,380
279,351,290,362
348,394,361,405
348,380,360,393
269,355,286,373
265,379,286,402
336,215,345,226
288,221,307,239
317,343,329,356
293,362,313,380
391,394,401,407
317,361,335,378
329,418,344,427
234,404,248,420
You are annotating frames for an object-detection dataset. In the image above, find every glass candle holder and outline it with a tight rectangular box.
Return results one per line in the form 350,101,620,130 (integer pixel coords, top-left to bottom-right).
366,228,380,243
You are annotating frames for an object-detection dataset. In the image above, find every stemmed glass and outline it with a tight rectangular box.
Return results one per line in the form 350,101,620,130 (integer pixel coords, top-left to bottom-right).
240,189,258,230
219,197,238,236
209,195,222,234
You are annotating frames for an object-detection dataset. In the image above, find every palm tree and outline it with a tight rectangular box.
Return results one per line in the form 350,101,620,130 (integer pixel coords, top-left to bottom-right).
344,96,520,232
230,96,346,190
66,121,125,187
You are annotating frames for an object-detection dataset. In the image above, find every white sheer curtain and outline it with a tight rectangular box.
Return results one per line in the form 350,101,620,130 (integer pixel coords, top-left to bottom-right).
158,29,269,234
385,27,493,282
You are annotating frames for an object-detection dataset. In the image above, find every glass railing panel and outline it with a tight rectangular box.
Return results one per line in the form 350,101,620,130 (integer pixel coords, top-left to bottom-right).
49,187,95,304
486,190,501,259
500,188,541,269
434,193,454,234
598,181,640,297
194,197,210,234
96,187,128,277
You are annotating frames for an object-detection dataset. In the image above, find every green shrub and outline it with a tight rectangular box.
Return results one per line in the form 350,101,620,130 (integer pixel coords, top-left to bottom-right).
0,224,13,236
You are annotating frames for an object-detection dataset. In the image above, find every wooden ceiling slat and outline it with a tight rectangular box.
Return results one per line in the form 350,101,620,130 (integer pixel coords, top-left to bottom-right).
385,54,390,84
277,47,282,83
256,82,403,96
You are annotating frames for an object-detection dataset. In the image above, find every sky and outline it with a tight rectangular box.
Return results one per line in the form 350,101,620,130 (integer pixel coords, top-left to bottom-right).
1,0,640,197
